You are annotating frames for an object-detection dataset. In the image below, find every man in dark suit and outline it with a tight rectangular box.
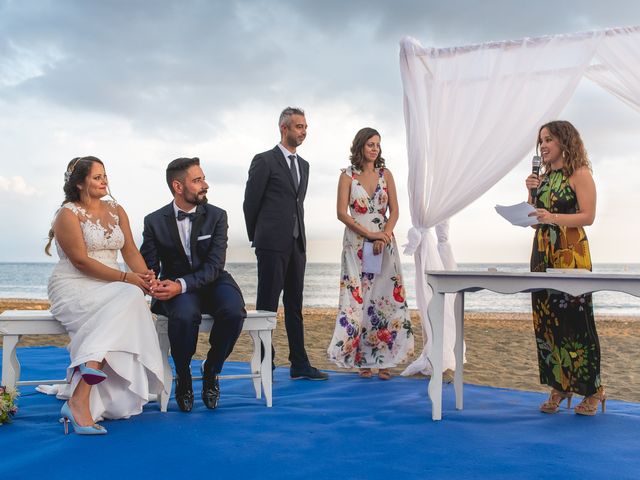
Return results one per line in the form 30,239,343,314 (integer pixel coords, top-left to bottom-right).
141,157,246,412
243,107,328,380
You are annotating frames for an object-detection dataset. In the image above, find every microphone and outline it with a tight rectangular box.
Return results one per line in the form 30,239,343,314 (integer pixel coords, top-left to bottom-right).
530,155,541,202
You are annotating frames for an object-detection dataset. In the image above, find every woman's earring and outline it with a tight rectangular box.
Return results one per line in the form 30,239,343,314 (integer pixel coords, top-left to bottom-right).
562,150,566,159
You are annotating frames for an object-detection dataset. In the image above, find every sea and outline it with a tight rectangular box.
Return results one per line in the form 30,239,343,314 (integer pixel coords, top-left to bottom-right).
2,262,640,317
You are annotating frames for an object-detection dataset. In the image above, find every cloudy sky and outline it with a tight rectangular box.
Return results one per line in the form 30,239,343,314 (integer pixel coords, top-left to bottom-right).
1,0,640,264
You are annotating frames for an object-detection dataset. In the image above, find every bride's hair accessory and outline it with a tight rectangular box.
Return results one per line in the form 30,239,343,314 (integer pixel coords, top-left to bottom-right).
64,158,82,183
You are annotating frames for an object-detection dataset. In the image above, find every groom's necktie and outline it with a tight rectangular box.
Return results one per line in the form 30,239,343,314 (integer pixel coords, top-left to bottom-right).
177,210,198,221
288,155,300,239
288,155,299,191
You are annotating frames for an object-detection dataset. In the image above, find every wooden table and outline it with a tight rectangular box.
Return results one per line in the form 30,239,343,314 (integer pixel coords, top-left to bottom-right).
425,270,640,420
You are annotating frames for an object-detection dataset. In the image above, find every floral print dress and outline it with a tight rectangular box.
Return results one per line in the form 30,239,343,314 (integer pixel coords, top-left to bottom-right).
530,169,601,396
327,166,414,368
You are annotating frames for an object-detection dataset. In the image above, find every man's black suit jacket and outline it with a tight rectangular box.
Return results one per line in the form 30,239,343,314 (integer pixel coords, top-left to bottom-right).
243,146,309,252
140,202,237,296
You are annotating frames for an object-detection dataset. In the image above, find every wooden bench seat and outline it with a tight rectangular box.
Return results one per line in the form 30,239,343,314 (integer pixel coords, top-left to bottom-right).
0,309,277,410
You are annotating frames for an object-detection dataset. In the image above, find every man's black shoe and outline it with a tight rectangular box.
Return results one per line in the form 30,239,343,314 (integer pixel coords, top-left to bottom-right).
175,373,194,412
290,365,329,381
202,374,220,409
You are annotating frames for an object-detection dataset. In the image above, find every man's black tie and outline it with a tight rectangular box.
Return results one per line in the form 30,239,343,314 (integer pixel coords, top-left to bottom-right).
288,154,299,191
177,210,198,221
288,154,300,239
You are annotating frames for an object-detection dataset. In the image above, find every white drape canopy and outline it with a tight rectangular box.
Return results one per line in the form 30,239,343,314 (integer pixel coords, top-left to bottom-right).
399,26,640,376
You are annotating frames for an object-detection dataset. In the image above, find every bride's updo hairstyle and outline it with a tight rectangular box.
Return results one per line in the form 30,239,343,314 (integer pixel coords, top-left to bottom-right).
45,156,105,255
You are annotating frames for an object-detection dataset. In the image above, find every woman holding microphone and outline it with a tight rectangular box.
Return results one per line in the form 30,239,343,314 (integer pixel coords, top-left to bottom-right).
526,120,604,416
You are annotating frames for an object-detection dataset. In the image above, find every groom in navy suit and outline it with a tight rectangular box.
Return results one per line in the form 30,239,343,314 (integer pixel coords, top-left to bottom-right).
243,107,328,380
141,157,246,412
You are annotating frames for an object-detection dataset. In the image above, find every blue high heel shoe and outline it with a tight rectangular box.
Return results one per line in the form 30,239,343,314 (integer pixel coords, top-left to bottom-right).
59,402,107,435
74,364,107,385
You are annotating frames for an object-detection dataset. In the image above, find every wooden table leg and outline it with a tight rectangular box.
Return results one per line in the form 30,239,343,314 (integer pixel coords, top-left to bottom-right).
454,293,464,410
427,292,445,421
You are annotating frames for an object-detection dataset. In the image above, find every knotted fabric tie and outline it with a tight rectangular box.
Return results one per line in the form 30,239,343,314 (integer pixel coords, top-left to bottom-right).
288,154,299,190
403,226,430,255
177,210,199,221
288,154,300,239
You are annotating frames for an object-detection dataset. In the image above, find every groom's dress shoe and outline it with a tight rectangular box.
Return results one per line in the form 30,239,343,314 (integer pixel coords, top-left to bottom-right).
202,375,220,409
175,374,194,412
290,365,329,381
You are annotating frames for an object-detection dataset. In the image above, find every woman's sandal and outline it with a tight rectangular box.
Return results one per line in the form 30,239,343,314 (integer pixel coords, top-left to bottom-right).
378,369,392,381
575,388,606,416
358,368,372,378
540,388,573,413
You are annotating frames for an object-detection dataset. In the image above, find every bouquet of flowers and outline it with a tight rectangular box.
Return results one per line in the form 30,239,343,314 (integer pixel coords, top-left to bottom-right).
0,385,19,424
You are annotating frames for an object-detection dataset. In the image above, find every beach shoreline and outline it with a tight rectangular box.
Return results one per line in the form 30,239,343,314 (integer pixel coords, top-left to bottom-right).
2,298,638,403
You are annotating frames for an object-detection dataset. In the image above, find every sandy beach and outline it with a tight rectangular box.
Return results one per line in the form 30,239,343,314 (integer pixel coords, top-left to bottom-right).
2,298,638,403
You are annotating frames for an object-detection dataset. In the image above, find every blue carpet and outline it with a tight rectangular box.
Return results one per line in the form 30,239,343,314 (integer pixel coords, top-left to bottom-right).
1,346,639,479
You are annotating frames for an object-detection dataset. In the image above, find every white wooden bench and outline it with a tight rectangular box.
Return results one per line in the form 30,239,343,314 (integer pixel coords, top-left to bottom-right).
155,312,276,410
0,309,276,410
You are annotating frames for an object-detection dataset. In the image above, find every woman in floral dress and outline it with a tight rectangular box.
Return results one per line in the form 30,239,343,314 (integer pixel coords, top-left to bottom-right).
526,120,604,416
327,128,414,379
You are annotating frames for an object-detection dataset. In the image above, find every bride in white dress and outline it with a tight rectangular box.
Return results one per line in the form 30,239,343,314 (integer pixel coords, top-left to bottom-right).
45,156,165,435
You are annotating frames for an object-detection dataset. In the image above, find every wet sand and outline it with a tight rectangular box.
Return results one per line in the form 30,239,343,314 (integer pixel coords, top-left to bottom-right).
2,298,638,402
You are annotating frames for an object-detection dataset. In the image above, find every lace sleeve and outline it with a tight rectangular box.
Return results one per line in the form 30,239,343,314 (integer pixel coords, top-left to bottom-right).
61,202,80,215
59,202,90,222
105,199,119,210
104,199,120,225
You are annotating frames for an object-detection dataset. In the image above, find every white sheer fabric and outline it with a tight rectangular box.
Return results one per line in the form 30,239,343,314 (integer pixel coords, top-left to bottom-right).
399,32,603,375
587,26,640,113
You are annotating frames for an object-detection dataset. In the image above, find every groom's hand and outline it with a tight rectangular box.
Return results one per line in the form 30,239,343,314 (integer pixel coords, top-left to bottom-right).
151,279,182,301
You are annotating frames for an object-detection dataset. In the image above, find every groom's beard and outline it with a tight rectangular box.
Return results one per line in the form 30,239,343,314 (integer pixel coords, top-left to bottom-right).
185,190,208,205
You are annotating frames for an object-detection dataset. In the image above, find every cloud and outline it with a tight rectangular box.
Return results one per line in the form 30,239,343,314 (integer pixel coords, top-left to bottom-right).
1,0,640,263
2,0,638,140
0,175,37,195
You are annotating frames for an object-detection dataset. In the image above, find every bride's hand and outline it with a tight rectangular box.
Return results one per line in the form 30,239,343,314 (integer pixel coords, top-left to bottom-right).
124,272,152,294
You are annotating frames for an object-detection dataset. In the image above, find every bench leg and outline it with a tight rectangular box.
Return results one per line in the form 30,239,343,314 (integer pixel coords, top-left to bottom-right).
1,335,21,389
258,330,273,407
249,331,262,399
157,331,173,413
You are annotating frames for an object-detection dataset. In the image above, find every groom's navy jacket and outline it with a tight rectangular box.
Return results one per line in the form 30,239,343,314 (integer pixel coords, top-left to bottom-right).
140,202,238,294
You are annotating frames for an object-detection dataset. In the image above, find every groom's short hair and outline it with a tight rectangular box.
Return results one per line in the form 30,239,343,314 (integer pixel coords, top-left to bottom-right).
166,157,200,193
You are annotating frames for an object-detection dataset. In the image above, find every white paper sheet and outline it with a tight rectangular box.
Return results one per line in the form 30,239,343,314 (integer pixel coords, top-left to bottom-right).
494,202,538,227
362,241,383,274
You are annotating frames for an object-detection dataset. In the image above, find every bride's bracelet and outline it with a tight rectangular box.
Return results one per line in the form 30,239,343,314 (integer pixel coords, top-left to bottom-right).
120,271,128,283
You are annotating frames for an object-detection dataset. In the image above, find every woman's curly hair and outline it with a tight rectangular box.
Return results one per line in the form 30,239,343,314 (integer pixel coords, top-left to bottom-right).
537,120,591,177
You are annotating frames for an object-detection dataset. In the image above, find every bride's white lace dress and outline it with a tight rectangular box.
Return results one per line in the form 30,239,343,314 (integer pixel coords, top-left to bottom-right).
45,200,165,420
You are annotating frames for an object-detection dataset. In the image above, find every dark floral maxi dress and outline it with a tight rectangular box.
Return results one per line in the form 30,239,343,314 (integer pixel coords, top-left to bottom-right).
530,169,601,396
